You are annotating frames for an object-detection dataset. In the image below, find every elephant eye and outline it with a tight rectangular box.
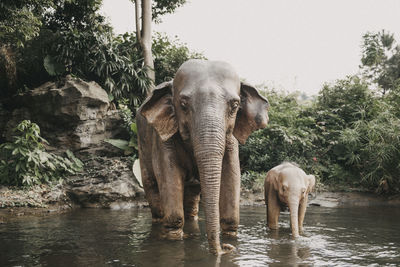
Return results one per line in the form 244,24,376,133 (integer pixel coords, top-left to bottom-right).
229,100,240,116
180,99,188,111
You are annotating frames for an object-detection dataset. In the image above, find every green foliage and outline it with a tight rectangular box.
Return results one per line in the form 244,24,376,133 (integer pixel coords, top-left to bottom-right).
41,0,151,105
151,0,187,22
105,101,138,158
3,0,151,106
361,30,400,95
317,76,377,126
0,120,83,186
2,0,196,104
0,0,54,98
313,76,378,175
44,0,104,32
52,30,151,106
43,55,65,76
241,72,400,194
153,33,206,85
130,0,187,23
240,89,320,177
241,171,266,191
0,0,53,48
337,104,400,193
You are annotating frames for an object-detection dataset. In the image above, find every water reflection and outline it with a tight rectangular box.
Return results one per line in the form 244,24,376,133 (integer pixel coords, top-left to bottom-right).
130,217,239,267
267,231,311,266
1,205,400,266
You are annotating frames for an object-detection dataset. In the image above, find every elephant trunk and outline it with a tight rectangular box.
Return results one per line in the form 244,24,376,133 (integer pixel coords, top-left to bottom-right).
193,113,225,254
289,199,300,238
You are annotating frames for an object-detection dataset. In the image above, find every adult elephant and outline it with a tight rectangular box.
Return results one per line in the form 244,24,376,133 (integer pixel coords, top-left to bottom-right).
137,59,269,254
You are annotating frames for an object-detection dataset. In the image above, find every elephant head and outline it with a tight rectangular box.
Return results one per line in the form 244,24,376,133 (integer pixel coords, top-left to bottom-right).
140,59,269,254
271,164,315,237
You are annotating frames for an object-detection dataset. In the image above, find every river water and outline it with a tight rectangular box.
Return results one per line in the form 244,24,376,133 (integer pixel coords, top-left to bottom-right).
1,204,399,266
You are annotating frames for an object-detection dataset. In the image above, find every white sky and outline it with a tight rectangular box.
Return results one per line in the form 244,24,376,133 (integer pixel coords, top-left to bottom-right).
100,0,400,95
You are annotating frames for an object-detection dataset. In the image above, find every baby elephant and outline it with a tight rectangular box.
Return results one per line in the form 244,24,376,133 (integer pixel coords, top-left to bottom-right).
264,162,315,237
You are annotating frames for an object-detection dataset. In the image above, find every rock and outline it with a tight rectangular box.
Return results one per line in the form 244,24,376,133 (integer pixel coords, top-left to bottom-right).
309,192,340,208
66,157,145,208
2,76,128,156
0,183,68,208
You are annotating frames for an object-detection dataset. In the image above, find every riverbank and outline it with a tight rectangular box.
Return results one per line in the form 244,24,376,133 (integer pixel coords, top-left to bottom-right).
239,186,400,208
2,188,400,222
1,156,400,221
0,156,146,221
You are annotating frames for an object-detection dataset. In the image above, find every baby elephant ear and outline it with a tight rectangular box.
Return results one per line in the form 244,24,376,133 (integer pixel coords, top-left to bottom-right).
307,175,316,193
140,81,178,141
233,82,270,144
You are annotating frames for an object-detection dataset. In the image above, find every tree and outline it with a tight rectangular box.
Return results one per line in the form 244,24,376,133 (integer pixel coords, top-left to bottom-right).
133,0,187,93
152,33,205,85
361,30,400,95
151,0,186,22
0,0,53,98
134,0,155,92
2,0,152,108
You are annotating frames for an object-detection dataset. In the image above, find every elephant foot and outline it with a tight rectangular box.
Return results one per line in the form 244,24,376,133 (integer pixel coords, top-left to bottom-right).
210,243,236,255
221,243,236,254
162,227,183,240
222,230,237,238
291,231,300,239
221,220,238,237
267,223,279,230
183,220,200,238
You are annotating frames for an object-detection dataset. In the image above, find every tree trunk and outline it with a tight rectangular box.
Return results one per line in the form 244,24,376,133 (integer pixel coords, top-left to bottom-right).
140,0,155,93
134,0,141,45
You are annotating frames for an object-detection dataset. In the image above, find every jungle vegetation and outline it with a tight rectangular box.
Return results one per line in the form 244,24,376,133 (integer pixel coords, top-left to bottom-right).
241,31,400,194
0,1,399,194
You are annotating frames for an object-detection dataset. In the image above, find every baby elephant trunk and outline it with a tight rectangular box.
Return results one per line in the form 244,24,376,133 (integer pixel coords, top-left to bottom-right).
289,199,300,238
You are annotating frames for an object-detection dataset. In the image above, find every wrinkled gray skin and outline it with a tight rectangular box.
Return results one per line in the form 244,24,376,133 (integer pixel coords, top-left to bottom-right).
137,59,269,254
264,162,316,238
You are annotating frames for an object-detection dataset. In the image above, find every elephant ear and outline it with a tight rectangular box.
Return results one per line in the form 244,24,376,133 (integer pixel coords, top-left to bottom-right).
306,175,316,193
266,169,280,191
234,82,270,144
140,81,178,141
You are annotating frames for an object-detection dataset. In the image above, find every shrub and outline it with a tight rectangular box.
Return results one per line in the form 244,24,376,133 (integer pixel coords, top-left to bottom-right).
241,171,266,191
0,120,83,186
239,89,319,176
337,104,400,193
105,101,138,159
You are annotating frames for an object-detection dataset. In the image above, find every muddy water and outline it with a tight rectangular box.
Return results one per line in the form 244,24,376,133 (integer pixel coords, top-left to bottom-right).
1,205,399,266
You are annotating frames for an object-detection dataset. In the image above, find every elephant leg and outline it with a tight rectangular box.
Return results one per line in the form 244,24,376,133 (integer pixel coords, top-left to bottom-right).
184,183,201,220
219,140,240,236
140,160,163,223
267,188,280,230
153,140,185,239
298,195,308,233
